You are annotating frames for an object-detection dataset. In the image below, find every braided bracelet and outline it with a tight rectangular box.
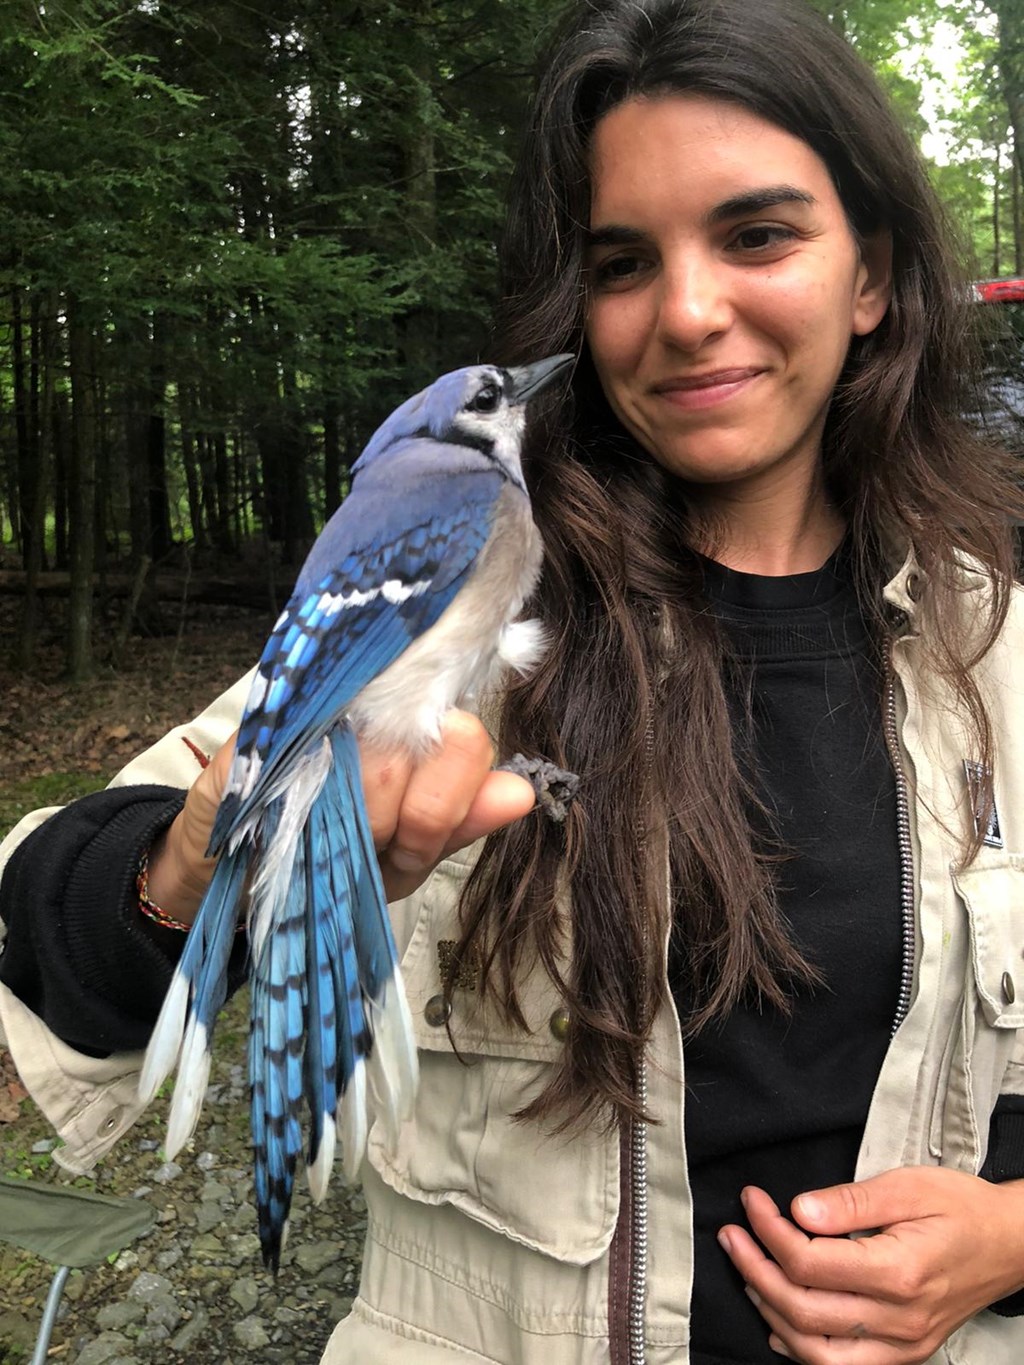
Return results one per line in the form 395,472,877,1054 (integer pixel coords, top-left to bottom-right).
136,851,193,932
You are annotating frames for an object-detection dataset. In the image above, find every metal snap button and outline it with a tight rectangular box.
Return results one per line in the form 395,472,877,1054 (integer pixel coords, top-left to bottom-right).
424,994,451,1027
1002,972,1016,1005
549,1007,571,1042
905,572,922,603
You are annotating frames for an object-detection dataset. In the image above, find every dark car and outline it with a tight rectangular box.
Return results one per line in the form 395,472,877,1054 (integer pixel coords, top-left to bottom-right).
968,276,1024,454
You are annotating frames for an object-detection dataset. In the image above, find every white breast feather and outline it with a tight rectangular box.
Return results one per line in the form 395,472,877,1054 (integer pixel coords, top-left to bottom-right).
346,486,544,752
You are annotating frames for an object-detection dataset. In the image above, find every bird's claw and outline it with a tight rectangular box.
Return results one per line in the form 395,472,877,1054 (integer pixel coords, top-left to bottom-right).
498,754,580,823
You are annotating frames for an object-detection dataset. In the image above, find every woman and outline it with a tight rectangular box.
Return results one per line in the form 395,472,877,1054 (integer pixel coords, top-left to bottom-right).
3,1,1024,1361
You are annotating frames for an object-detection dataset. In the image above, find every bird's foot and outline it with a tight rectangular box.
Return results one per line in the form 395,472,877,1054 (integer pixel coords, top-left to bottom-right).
498,755,580,823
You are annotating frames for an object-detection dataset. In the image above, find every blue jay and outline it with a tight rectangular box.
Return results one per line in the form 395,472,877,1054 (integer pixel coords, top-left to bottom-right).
139,353,574,1270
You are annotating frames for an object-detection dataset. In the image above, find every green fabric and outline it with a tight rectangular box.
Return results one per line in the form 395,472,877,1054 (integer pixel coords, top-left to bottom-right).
0,1176,155,1268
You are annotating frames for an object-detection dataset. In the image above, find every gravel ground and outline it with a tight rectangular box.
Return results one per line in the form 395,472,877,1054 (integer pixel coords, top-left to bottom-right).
0,988,367,1365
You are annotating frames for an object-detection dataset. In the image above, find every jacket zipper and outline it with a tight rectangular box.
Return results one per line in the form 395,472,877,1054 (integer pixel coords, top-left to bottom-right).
627,714,656,1364
883,661,916,1037
627,1075,649,1363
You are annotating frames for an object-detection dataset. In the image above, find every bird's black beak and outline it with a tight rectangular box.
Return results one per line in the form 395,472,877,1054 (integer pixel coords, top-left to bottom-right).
507,353,575,405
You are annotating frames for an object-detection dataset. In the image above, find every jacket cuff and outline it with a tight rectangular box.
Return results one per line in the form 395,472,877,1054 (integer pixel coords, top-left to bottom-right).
0,786,186,1055
980,1094,1024,1316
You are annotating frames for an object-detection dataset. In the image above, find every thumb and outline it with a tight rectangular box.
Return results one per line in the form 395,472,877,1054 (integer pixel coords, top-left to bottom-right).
792,1170,925,1236
444,769,537,851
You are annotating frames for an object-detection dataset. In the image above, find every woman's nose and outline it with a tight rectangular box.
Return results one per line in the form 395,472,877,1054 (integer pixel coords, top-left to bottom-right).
654,260,732,352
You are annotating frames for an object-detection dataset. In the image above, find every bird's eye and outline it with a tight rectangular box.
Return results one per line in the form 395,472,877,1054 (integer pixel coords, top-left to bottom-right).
469,383,501,414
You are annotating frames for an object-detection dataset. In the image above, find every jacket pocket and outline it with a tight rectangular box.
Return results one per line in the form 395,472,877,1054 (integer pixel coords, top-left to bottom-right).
366,856,620,1267
943,857,1024,1170
952,856,1024,1031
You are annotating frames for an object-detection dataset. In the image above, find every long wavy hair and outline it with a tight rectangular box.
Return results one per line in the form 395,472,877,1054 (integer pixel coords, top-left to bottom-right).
454,0,1024,1131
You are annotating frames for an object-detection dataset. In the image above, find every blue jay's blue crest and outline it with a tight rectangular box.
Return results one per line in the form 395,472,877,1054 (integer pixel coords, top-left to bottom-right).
139,352,573,1271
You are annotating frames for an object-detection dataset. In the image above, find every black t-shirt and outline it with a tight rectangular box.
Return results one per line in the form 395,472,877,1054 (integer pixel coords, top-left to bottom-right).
676,549,902,1365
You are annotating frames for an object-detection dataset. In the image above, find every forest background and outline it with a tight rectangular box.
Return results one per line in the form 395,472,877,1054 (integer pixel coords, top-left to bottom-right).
1,0,1022,692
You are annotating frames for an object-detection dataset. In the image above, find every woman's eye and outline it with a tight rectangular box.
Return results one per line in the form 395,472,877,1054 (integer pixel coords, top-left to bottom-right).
590,254,647,288
730,225,796,252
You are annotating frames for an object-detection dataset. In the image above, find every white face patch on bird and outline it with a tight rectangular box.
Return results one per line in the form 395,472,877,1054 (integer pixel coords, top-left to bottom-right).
448,355,576,487
450,371,529,485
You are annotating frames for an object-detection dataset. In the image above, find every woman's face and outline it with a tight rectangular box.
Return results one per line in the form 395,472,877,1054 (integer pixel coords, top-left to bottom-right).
584,95,890,502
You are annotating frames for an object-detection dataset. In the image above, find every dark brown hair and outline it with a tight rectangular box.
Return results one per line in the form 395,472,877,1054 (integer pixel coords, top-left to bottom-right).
457,0,1024,1130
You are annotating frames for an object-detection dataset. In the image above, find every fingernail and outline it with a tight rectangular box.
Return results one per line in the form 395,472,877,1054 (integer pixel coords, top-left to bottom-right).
769,1336,794,1359
744,1285,762,1308
388,848,425,873
796,1194,824,1223
717,1229,732,1255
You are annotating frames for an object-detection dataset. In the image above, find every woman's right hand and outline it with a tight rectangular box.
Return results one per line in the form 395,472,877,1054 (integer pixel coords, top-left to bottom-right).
360,709,537,902
144,711,536,925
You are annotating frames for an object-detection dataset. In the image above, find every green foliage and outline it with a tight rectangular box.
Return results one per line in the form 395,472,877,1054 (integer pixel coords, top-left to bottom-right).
0,774,107,841
0,0,1021,675
0,0,561,596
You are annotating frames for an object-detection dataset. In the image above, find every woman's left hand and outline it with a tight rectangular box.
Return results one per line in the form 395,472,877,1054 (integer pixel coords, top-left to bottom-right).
719,1168,1024,1362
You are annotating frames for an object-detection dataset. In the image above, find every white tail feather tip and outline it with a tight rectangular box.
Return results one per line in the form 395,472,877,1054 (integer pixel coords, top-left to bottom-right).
138,970,190,1104
163,1019,211,1160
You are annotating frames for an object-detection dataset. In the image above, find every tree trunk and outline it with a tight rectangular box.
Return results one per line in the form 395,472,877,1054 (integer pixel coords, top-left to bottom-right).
178,381,206,550
148,311,172,561
1014,133,1023,275
323,389,342,516
123,317,151,568
996,0,1024,205
214,427,232,551
398,0,439,386
19,295,56,669
11,286,31,566
993,144,1002,276
53,385,70,570
67,299,98,680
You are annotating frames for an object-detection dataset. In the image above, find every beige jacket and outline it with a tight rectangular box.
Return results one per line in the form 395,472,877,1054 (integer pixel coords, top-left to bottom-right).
2,555,1023,1364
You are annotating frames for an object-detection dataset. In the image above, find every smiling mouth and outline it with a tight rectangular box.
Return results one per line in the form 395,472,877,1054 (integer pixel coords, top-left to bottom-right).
653,368,763,393
651,369,763,411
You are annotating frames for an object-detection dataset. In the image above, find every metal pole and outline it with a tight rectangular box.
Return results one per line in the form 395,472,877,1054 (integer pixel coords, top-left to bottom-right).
31,1264,70,1365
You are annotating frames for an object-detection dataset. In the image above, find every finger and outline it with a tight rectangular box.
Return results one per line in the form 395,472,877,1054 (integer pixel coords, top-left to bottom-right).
750,1286,895,1365
742,1187,902,1299
146,732,240,921
724,1224,913,1349
368,712,529,903
792,1170,939,1239
386,711,498,871
383,768,534,903
439,768,537,854
359,740,415,850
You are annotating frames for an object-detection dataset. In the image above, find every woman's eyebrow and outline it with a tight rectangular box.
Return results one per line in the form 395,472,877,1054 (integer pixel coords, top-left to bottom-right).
704,185,816,225
586,186,818,246
585,223,646,249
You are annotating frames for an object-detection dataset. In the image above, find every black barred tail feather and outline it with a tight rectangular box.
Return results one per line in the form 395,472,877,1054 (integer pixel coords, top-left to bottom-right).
330,729,417,1145
250,833,307,1272
140,729,417,1273
249,729,417,1269
301,819,338,1204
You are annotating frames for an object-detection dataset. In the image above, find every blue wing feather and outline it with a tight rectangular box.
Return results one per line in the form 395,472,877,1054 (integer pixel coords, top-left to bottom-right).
211,470,501,854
